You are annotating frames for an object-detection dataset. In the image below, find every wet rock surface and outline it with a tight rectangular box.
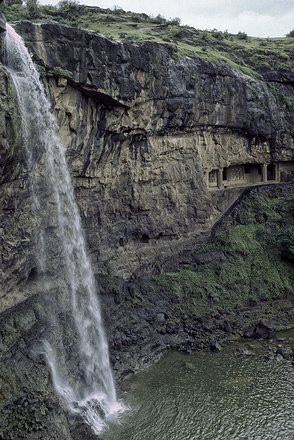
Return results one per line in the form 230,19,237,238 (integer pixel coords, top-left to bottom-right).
0,14,5,33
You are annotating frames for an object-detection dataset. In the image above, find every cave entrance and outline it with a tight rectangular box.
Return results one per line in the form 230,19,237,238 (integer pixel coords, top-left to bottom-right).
221,163,263,187
244,163,262,184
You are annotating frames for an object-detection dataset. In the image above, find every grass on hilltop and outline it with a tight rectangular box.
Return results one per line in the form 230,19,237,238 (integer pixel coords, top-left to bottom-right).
1,1,294,79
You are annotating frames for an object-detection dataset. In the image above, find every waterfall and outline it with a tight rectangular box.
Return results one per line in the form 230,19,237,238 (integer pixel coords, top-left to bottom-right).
4,24,124,433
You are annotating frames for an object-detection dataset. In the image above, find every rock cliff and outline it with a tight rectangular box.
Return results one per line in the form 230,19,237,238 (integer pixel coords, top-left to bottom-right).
0,20,293,439
2,21,293,287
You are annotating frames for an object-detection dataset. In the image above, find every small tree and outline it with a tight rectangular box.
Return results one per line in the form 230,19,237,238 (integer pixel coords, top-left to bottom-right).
169,17,181,26
26,0,40,19
57,0,80,19
286,29,294,37
113,5,124,14
237,31,248,40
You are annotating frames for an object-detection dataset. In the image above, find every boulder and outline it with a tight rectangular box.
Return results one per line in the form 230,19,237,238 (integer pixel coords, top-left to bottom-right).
276,347,293,360
235,346,253,356
210,340,222,352
243,319,276,339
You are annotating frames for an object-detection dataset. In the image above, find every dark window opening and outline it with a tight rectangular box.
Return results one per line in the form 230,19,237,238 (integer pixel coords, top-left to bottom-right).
267,163,275,181
245,164,251,174
141,234,150,243
222,168,227,180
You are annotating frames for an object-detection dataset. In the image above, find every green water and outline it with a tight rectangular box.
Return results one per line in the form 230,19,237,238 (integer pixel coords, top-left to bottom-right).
103,338,294,440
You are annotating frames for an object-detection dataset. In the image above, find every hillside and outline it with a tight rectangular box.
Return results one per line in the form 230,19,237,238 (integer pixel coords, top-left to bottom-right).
2,1,294,79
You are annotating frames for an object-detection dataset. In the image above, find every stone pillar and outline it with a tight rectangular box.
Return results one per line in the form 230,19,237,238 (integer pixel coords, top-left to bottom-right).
217,168,223,189
274,162,279,181
262,164,267,183
204,170,209,188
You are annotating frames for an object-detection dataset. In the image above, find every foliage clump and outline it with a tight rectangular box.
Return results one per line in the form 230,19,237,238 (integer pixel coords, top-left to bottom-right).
154,193,294,310
237,31,248,40
26,0,39,19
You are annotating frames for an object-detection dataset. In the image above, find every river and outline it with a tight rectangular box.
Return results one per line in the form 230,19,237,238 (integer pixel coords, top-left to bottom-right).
103,332,294,440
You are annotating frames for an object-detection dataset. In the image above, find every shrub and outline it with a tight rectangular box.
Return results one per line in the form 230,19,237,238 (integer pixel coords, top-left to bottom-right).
57,0,81,18
51,66,73,78
118,32,127,39
26,0,40,19
279,227,294,261
1,2,27,21
152,14,167,24
113,5,124,15
237,31,248,40
199,31,210,42
286,29,294,37
212,30,224,40
169,17,181,26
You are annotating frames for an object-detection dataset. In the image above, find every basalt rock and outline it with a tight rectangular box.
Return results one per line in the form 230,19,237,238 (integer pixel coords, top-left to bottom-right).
0,12,5,62
1,20,292,292
276,347,293,360
0,12,5,33
243,319,276,339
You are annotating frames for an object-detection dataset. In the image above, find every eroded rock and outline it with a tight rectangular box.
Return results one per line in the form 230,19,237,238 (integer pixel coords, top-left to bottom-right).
244,319,276,339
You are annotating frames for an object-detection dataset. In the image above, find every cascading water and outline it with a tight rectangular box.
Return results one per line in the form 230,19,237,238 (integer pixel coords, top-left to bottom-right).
4,24,124,433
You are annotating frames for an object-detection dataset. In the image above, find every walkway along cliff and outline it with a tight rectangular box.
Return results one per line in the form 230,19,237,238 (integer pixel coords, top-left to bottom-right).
0,20,293,440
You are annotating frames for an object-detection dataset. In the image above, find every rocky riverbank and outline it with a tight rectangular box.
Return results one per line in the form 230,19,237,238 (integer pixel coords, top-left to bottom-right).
100,183,294,380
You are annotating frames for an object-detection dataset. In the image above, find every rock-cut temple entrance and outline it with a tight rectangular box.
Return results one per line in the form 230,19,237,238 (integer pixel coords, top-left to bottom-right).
207,161,294,190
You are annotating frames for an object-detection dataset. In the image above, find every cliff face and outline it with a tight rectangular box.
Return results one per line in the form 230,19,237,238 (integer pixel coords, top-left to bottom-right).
1,21,293,295
0,21,293,439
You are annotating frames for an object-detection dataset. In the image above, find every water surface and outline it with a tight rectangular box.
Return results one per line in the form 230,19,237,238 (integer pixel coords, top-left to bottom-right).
104,337,294,440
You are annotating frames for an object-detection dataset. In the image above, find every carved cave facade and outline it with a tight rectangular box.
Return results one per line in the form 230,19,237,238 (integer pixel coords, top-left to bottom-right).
206,161,294,190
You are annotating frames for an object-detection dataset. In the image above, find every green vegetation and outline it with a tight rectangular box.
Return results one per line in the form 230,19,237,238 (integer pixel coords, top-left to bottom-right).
50,66,73,78
154,193,294,311
1,1,294,78
26,0,40,19
283,96,294,109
